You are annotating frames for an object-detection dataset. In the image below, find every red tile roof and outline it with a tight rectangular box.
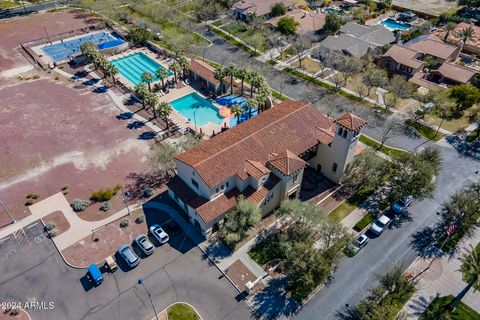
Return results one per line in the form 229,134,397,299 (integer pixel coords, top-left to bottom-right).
189,59,220,86
267,150,306,175
245,160,271,179
335,112,367,131
316,127,335,145
247,175,281,203
176,100,337,188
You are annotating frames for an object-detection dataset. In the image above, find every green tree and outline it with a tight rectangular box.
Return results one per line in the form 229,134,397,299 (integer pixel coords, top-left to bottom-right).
456,26,476,53
144,92,159,118
214,65,226,91
342,150,390,193
149,142,179,177
362,68,387,96
418,145,442,175
156,67,169,89
135,83,149,108
178,56,190,79
245,98,257,118
141,71,154,92
323,14,344,35
236,67,249,95
449,84,480,110
277,16,298,36
451,245,480,310
126,27,153,46
157,101,172,130
271,2,287,17
376,265,418,305
429,90,456,136
443,22,457,42
170,61,181,83
224,64,237,95
230,104,243,124
104,64,119,84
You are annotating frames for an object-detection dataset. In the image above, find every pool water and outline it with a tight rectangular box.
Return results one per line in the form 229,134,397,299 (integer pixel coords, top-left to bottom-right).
42,31,124,62
381,18,412,31
215,95,258,127
110,52,172,86
170,93,224,126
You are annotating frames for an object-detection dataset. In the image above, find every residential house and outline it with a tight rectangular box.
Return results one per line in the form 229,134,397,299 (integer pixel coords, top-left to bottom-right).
188,59,227,95
167,100,366,237
380,34,476,89
438,22,480,55
233,0,294,21
320,22,395,58
265,9,326,36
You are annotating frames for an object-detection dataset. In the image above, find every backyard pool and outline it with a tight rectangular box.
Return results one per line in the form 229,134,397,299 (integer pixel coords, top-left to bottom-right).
215,95,258,127
110,52,172,86
170,92,224,126
41,31,125,62
380,18,412,31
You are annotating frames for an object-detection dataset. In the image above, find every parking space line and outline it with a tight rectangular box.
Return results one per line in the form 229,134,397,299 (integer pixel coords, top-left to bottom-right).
25,222,39,229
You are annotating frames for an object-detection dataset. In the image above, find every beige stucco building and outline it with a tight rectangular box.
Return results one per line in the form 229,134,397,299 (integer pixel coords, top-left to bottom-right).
167,100,366,238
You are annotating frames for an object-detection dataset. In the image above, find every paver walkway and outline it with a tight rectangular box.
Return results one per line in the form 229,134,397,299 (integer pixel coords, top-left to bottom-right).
402,228,480,318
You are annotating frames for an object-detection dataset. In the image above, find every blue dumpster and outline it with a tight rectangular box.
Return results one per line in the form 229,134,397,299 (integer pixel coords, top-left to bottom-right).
88,264,103,285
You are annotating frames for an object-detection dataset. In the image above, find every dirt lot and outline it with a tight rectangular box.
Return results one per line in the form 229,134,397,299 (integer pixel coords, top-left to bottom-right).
0,9,91,70
0,78,152,226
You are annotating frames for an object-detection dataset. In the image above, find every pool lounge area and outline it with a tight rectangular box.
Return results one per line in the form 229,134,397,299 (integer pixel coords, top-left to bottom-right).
110,52,173,87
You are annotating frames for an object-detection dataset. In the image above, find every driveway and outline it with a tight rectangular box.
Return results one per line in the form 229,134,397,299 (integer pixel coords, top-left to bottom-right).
0,219,252,320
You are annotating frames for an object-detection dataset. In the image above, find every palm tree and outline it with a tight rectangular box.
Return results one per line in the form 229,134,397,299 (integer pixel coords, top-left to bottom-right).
224,64,237,96
236,67,249,96
170,62,181,84
376,265,417,305
144,92,159,118
135,83,149,108
178,56,189,79
246,99,257,118
156,67,169,90
456,27,476,53
98,58,110,78
230,104,243,124
141,71,154,92
214,65,226,93
450,245,480,311
443,22,457,42
157,101,172,130
249,71,260,98
104,64,119,84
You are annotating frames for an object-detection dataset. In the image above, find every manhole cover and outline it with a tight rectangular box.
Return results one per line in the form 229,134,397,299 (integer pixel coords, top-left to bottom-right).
6,250,16,258
34,235,45,243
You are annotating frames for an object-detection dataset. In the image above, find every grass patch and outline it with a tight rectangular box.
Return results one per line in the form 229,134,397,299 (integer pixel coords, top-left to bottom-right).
405,119,444,141
248,239,279,266
267,59,278,66
211,27,260,57
359,134,408,158
420,295,480,320
167,303,200,320
462,242,480,290
271,90,289,101
0,0,17,8
466,129,479,142
425,113,472,133
353,212,374,231
389,290,416,320
291,56,322,74
212,19,223,27
329,201,356,222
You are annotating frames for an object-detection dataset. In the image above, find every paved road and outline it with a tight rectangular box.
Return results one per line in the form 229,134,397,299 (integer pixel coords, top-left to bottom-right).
0,213,251,320
197,26,480,319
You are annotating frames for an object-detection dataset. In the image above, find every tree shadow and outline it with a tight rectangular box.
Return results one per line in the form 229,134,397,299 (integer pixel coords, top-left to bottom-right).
410,226,443,259
71,70,89,80
138,131,157,140
116,112,134,120
92,85,109,93
445,134,480,160
124,171,165,200
82,78,100,86
201,238,232,264
249,277,300,320
127,120,145,129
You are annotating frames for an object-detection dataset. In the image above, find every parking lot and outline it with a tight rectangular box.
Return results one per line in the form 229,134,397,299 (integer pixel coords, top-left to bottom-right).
0,216,252,320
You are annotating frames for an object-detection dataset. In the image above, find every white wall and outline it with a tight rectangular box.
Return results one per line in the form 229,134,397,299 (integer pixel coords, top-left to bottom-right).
175,160,211,199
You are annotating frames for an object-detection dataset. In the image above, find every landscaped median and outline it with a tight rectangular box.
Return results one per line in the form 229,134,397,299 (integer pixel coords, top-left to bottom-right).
167,303,201,320
359,134,409,158
405,119,445,142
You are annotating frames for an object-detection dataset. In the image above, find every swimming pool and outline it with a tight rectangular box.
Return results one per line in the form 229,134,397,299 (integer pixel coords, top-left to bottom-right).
380,18,412,31
110,52,173,86
170,93,224,126
41,31,125,62
215,95,258,127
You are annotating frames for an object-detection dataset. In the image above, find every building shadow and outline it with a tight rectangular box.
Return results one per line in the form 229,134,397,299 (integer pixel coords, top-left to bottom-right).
201,239,232,264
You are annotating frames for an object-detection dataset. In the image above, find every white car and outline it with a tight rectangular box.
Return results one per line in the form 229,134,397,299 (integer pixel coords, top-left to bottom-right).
149,224,169,244
135,234,155,255
118,245,140,268
370,215,392,235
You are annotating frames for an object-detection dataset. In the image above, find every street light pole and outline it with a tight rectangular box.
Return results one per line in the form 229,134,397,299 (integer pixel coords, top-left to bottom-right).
121,186,131,216
138,278,159,320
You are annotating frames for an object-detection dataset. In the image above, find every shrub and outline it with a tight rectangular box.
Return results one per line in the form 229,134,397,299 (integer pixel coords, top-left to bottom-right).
33,74,40,79
25,198,34,206
99,202,110,212
71,199,91,212
10,309,20,316
143,188,154,198
27,193,39,200
91,184,121,202
120,218,130,228
135,215,145,224
45,223,56,231
47,228,58,237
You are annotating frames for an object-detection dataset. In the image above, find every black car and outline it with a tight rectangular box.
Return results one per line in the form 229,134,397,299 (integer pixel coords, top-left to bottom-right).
165,220,181,236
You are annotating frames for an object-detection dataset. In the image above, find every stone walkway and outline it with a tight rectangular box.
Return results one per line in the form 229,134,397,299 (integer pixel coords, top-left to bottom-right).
402,228,480,318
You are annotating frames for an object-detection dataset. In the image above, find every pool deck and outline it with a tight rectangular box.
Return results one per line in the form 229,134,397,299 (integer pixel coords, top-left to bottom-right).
30,29,110,66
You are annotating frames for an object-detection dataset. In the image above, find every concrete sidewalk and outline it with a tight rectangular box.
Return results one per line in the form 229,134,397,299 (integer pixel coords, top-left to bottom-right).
402,228,480,318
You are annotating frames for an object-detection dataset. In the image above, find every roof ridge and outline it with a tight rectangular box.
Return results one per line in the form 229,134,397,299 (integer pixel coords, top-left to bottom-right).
192,101,310,167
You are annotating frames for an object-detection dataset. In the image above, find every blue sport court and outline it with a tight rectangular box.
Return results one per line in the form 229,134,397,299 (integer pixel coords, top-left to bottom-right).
110,52,173,86
42,31,125,62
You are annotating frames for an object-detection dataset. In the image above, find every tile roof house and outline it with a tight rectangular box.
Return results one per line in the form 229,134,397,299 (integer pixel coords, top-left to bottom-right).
320,22,395,58
167,100,366,238
265,9,326,36
380,34,477,89
233,0,294,21
438,23,480,55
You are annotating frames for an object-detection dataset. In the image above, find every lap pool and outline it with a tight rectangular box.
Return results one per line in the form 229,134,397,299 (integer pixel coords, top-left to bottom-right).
110,52,173,86
170,93,224,126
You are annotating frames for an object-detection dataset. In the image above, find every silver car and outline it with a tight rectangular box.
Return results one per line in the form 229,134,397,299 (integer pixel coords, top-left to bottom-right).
370,215,392,235
118,245,140,268
149,224,169,244
135,234,155,255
